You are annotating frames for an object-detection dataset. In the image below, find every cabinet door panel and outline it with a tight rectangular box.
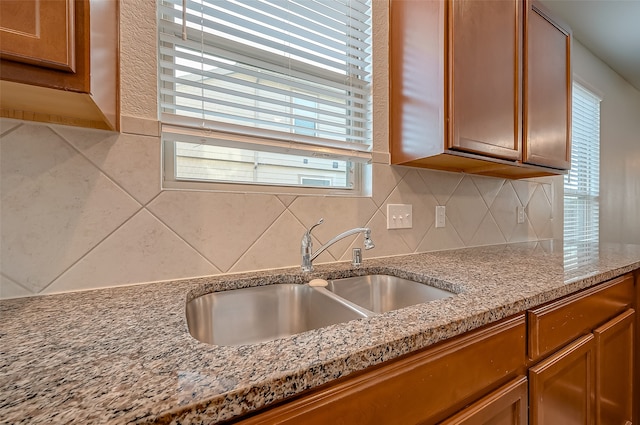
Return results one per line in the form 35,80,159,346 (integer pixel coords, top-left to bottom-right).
594,309,635,425
529,334,595,425
524,2,571,169
441,376,527,425
0,0,75,71
449,0,522,161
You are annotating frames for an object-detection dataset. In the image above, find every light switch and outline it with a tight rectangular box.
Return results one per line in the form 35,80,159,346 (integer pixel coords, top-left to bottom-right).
435,206,446,228
387,204,412,229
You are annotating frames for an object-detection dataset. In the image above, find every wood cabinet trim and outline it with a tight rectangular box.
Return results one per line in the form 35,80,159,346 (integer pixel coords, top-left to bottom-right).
235,314,526,425
528,273,635,361
594,309,635,425
440,376,528,425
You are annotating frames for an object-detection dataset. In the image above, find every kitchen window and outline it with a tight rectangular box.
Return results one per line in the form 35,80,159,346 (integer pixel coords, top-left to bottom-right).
564,82,601,265
158,0,372,193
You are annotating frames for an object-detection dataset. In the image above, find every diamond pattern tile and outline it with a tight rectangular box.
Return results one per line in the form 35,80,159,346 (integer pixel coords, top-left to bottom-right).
489,182,522,242
527,185,553,239
56,127,162,205
385,170,438,251
44,210,219,294
446,176,489,244
0,124,141,293
419,169,463,205
147,191,286,272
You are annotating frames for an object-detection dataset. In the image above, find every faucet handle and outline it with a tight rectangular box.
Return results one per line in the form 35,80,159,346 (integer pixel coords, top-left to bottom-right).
304,218,324,240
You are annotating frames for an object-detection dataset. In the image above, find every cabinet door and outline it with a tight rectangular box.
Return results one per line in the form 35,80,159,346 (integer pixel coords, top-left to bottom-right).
529,334,595,425
0,0,76,71
441,376,528,425
594,309,635,425
448,0,522,161
523,1,571,169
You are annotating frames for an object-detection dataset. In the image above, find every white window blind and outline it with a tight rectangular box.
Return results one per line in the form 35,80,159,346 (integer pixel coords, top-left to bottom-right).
158,0,372,189
564,82,600,265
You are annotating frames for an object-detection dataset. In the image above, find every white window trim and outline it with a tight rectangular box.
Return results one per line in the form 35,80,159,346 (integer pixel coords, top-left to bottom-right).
158,0,373,195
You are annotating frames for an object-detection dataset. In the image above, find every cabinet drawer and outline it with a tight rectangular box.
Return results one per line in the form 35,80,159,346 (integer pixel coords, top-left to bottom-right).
236,315,526,425
528,273,634,361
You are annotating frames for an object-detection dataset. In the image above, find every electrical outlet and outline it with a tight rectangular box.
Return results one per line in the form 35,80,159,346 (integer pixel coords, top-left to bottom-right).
435,206,446,228
387,204,412,229
517,206,525,224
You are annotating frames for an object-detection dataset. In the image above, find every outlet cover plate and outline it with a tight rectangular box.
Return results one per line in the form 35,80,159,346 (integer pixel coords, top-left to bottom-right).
435,205,446,228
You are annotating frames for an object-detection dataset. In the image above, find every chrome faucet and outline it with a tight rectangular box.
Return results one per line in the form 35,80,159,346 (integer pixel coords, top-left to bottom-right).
301,218,375,272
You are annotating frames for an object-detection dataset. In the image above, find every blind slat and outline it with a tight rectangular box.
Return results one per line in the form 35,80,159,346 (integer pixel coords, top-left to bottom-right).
564,82,600,246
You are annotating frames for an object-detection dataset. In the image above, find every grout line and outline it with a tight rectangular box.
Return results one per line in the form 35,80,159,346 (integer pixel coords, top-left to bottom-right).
0,271,34,295
39,205,145,294
49,125,146,208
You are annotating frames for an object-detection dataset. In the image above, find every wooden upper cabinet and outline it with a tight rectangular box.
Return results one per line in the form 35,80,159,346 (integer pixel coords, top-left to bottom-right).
524,1,572,169
448,0,522,161
390,0,571,179
0,0,76,72
0,0,119,130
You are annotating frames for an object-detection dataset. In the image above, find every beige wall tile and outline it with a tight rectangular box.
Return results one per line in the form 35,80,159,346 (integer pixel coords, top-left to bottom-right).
419,169,463,205
43,210,219,294
417,223,465,252
472,175,506,207
230,211,331,272
469,213,507,247
0,275,34,299
0,118,21,135
371,163,408,207
527,185,553,239
445,176,489,244
0,124,141,292
489,182,521,242
53,126,162,205
148,191,286,272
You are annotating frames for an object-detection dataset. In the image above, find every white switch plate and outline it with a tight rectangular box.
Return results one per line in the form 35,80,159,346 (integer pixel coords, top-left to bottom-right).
435,206,446,228
387,204,412,229
517,206,525,224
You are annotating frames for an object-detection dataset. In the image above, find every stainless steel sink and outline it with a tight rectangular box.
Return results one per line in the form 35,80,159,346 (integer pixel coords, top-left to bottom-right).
186,284,369,346
326,274,455,314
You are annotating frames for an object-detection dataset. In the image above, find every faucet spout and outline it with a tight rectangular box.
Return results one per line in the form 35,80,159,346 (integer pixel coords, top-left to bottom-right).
301,219,374,272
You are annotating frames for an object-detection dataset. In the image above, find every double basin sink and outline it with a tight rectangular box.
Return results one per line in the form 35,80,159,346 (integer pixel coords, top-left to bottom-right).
186,275,455,346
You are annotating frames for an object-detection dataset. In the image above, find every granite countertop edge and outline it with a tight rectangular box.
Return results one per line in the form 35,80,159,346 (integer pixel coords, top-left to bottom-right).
1,241,640,424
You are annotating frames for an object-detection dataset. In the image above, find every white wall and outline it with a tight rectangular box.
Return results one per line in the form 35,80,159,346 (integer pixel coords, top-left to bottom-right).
571,41,640,244
0,1,558,299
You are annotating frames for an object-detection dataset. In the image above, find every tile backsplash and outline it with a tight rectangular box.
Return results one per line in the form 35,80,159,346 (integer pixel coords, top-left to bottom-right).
0,119,557,298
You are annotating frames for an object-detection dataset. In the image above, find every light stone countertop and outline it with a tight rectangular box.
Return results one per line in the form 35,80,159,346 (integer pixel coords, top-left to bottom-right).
1,241,639,424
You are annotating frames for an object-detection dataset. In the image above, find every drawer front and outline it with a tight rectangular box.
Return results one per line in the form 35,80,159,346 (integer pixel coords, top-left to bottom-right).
237,315,526,425
528,273,634,361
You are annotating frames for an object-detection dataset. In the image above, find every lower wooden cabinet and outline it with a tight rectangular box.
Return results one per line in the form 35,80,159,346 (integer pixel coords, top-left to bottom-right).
235,315,526,425
527,272,635,425
529,334,596,424
441,376,528,425
594,309,634,425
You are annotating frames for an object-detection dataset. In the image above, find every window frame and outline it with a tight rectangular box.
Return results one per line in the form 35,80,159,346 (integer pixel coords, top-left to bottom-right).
158,0,373,195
